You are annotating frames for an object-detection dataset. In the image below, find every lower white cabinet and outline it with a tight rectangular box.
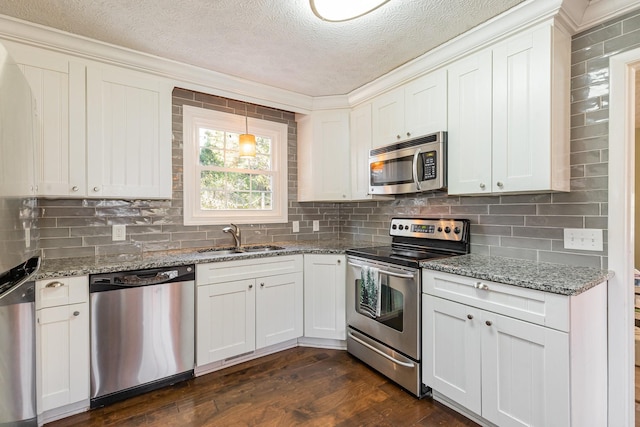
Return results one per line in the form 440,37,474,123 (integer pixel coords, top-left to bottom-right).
422,270,607,427
303,254,346,340
35,276,89,415
196,256,303,366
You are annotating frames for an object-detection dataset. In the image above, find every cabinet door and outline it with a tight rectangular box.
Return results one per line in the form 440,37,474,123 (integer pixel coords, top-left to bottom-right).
481,311,569,427
303,255,346,340
86,64,171,199
196,279,256,365
350,103,373,200
371,87,404,147
447,49,493,195
423,295,481,415
256,272,303,349
297,110,351,201
7,42,86,197
38,302,89,412
492,26,552,193
404,69,447,137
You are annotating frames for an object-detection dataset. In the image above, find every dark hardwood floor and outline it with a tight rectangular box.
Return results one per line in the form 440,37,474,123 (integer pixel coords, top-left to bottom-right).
47,347,479,426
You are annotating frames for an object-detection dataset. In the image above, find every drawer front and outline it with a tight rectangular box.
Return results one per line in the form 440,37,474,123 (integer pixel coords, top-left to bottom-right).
423,270,569,331
197,255,303,286
36,276,89,309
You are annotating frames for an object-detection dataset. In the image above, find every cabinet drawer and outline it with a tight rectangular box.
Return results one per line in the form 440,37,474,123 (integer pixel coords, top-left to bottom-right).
197,255,303,286
36,276,89,309
423,270,569,331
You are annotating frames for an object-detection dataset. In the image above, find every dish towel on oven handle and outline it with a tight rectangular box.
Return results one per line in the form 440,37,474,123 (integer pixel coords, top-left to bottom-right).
359,265,381,318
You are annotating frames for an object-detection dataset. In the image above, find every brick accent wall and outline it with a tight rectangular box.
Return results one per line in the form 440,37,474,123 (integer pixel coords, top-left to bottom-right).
38,8,640,268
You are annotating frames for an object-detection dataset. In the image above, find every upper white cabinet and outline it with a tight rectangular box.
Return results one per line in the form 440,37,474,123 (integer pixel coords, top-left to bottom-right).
86,64,172,199
2,39,173,199
297,109,351,202
371,68,447,148
447,21,570,195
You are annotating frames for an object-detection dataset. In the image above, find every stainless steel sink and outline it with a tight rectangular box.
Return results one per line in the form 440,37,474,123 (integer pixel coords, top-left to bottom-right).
241,245,284,252
197,248,243,255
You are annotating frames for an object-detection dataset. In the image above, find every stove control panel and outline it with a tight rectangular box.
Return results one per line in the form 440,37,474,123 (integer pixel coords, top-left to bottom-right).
389,218,468,241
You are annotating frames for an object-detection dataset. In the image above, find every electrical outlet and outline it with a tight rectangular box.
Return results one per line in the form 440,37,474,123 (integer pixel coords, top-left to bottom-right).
313,220,319,232
112,224,127,241
563,228,603,251
292,221,300,233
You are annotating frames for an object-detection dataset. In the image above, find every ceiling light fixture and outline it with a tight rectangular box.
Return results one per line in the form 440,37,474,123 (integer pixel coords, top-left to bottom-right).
310,0,390,22
239,104,256,157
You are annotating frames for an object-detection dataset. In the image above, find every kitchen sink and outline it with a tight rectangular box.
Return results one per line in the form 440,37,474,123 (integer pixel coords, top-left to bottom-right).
198,245,284,255
241,245,284,252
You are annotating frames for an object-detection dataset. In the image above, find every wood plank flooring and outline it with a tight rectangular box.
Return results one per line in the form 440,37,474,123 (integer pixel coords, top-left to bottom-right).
46,347,479,426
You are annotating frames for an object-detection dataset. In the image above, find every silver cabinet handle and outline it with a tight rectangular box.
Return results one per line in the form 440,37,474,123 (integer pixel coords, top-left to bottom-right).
93,186,100,192
348,331,415,368
72,186,79,192
486,320,493,326
467,314,473,320
474,282,489,291
73,311,80,317
45,281,64,288
497,182,504,188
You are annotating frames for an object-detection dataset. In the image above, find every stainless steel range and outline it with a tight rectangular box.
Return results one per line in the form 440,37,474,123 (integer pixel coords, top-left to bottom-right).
345,218,470,397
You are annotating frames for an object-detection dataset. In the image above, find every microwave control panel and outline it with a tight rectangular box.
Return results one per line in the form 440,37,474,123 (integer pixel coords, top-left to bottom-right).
421,151,437,181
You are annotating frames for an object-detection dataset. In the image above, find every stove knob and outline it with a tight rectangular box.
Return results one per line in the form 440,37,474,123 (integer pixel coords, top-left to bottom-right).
437,227,443,232
398,225,404,230
454,227,461,234
392,224,397,230
444,226,451,233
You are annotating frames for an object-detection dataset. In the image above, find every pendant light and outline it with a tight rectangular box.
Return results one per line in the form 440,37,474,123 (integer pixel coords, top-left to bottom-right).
239,104,256,157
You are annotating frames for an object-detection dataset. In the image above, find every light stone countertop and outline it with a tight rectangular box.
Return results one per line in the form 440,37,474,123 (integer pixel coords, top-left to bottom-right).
421,253,613,296
37,243,614,296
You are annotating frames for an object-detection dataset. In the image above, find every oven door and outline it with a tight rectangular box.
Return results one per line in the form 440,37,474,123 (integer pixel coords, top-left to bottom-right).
346,256,420,360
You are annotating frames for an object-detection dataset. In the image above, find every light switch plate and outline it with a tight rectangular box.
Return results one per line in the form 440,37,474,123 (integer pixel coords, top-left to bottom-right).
313,220,319,232
563,228,603,251
112,224,126,241
292,221,300,233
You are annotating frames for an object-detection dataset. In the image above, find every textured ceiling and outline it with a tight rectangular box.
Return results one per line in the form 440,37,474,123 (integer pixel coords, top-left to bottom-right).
0,0,525,97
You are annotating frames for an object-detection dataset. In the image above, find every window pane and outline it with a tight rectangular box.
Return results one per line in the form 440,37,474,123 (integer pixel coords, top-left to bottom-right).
201,171,225,190
200,189,226,210
227,172,250,191
248,192,272,209
226,132,239,150
251,174,272,192
199,129,225,166
256,136,271,155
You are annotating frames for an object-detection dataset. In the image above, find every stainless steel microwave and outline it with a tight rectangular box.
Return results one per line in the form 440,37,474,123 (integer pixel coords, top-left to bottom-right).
369,131,447,195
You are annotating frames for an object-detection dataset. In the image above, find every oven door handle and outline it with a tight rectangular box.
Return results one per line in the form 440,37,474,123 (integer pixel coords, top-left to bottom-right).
348,331,415,368
347,262,415,279
412,148,422,191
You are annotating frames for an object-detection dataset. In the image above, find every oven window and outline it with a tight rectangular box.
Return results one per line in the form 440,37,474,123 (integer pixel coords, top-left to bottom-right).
355,278,404,332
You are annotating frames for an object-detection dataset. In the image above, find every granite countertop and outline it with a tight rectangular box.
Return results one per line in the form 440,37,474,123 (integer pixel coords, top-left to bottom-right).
421,253,614,296
35,240,377,280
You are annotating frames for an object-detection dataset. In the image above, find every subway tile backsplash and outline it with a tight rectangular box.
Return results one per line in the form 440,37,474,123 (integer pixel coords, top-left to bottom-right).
38,8,640,270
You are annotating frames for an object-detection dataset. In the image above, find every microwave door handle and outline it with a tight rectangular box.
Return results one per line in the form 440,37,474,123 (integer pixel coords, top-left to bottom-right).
412,149,422,191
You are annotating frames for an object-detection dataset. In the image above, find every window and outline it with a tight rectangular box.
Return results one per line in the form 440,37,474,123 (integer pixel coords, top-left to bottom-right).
183,105,288,225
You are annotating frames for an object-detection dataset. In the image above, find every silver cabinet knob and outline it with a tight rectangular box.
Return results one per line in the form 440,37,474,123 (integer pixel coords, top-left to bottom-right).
260,282,265,288
93,186,100,192
486,320,493,326
474,282,489,291
249,284,253,289
73,311,80,317
337,259,341,265
467,314,473,320
479,183,486,190
497,182,504,188
72,186,79,192
406,132,411,137
396,134,401,139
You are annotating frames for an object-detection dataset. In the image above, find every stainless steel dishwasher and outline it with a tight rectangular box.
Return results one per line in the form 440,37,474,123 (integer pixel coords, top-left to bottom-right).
89,265,195,408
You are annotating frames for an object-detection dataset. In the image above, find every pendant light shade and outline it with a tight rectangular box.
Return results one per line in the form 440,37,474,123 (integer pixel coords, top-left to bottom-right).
239,104,256,157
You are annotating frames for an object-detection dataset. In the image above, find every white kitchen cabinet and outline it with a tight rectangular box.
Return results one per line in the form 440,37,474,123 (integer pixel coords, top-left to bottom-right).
196,256,303,366
2,40,85,197
296,109,351,202
447,21,570,195
35,276,89,417
303,254,346,340
371,68,447,148
86,63,172,199
423,270,607,427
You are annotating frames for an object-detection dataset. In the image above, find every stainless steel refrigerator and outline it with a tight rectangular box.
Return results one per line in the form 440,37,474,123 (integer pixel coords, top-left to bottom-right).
0,42,40,426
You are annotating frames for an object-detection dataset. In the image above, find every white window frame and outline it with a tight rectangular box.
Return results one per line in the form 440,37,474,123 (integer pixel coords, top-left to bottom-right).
183,105,288,225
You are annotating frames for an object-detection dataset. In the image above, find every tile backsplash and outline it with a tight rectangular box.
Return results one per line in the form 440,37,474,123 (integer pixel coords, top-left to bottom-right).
38,8,640,269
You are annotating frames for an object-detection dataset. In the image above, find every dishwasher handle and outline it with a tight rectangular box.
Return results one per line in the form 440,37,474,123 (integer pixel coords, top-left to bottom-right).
116,270,179,286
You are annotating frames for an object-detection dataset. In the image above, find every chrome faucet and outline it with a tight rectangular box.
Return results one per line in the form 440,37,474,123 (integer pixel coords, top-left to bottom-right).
222,223,241,248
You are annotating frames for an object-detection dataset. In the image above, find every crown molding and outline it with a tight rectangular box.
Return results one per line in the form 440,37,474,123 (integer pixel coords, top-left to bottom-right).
0,14,315,114
578,0,640,32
